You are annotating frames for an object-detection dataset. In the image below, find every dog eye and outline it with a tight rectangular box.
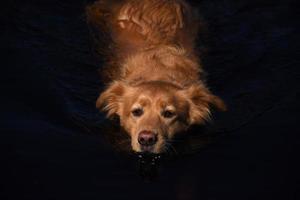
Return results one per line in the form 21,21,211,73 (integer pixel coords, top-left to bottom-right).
162,110,176,118
131,108,144,117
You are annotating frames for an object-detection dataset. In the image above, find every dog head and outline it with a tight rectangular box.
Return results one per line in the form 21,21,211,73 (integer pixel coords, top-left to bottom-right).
97,81,226,153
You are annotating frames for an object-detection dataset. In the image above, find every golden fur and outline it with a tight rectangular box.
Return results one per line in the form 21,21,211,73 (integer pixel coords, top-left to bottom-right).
86,0,226,153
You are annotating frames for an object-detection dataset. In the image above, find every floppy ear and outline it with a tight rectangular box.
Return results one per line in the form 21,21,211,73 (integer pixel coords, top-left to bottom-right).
181,84,226,125
96,81,127,118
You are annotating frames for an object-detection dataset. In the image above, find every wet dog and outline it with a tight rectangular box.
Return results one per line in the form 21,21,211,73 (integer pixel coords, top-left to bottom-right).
86,0,226,154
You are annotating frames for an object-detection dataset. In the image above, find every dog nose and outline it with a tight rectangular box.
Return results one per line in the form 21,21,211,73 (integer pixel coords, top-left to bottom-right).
138,131,157,146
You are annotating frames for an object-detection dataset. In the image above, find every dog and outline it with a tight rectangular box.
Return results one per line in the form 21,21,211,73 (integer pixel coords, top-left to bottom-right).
86,0,226,153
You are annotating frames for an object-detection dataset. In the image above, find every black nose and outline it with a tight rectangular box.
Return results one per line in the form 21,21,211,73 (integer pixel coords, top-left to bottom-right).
138,131,157,146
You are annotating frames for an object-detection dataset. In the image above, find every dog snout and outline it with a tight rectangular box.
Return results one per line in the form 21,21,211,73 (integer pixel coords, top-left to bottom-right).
138,130,157,146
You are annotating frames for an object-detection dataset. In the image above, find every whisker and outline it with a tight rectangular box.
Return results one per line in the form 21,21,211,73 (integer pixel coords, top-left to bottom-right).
164,143,172,156
115,139,131,145
164,142,177,156
168,143,178,156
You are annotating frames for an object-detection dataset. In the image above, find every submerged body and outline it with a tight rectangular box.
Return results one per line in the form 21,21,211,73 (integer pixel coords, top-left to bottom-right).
86,0,226,153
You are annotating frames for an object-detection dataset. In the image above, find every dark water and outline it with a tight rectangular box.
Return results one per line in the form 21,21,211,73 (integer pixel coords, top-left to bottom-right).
1,0,299,199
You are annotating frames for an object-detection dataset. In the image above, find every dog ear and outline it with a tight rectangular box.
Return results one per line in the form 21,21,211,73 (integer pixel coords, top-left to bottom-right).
181,84,226,125
96,81,127,118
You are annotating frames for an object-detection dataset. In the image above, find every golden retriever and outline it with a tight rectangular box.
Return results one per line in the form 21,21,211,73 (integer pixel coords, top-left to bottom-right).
86,0,226,153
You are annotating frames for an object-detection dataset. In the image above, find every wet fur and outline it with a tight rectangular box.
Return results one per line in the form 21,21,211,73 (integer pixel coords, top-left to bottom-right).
86,0,226,153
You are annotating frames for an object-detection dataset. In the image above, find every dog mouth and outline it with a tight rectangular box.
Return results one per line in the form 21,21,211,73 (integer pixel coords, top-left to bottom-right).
135,142,159,153
136,140,166,154
140,145,154,152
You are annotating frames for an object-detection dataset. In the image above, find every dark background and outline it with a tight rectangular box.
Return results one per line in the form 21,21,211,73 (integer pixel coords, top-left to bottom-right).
1,0,299,199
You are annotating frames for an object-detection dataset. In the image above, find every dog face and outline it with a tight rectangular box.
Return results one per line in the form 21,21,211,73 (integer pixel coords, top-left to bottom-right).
97,81,226,153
